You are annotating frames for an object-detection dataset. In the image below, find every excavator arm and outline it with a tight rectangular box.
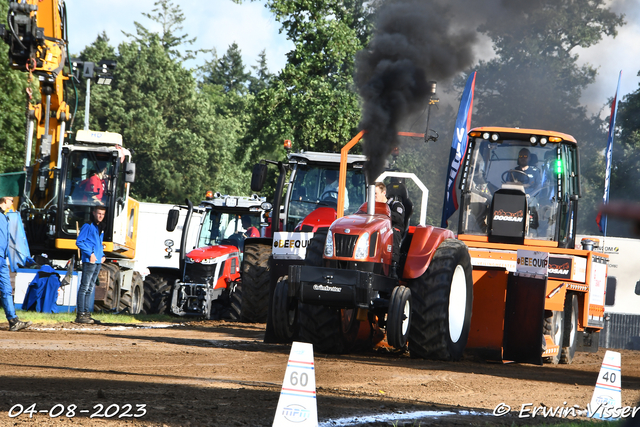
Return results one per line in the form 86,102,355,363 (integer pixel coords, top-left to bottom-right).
1,0,70,208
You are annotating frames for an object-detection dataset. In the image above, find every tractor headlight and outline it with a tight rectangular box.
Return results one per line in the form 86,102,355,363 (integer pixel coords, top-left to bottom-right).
354,232,370,260
324,230,334,257
200,258,217,265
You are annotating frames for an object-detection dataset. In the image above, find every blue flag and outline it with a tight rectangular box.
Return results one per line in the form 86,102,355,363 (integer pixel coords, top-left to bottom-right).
441,71,476,228
596,71,622,236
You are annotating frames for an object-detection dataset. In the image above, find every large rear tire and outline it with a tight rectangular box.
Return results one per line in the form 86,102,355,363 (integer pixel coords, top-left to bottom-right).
387,286,412,350
272,277,298,342
544,309,564,365
240,242,271,322
560,294,579,364
408,239,473,360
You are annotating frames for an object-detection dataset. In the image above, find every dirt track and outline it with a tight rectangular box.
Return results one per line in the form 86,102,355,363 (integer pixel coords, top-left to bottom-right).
1,320,639,426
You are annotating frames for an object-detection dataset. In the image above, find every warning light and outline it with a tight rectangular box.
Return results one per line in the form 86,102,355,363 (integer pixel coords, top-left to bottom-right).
556,158,563,175
284,139,292,150
205,190,214,200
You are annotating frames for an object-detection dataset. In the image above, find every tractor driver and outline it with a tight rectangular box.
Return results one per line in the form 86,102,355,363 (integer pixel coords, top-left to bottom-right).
375,182,404,279
241,215,260,238
321,170,349,211
513,148,541,192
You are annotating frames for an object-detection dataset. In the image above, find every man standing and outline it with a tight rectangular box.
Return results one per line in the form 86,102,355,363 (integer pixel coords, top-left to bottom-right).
0,197,31,331
374,182,404,279
75,206,106,324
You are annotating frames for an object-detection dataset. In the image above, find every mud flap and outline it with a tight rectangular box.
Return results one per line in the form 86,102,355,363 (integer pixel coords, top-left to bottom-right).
502,273,546,365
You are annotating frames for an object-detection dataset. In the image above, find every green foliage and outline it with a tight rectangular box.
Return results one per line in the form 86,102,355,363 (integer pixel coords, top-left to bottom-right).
244,0,369,163
466,0,624,235
203,42,251,95
122,0,197,60
0,0,29,174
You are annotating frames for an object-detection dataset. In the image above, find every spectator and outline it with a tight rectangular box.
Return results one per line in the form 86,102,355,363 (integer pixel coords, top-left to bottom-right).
75,205,107,324
0,197,31,331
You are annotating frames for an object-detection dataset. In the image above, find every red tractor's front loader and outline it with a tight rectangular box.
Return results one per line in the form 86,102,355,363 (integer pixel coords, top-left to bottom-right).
274,131,474,359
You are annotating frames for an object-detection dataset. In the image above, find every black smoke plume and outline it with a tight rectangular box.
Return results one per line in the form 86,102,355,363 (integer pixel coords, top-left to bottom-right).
355,0,478,182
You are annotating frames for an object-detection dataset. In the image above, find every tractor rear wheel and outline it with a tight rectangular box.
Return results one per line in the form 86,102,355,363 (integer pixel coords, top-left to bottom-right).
560,294,579,364
387,286,412,350
544,309,564,365
408,239,473,360
240,241,271,322
272,277,298,342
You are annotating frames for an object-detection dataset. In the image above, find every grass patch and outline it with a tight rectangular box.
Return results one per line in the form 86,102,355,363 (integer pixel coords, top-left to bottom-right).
9,310,177,325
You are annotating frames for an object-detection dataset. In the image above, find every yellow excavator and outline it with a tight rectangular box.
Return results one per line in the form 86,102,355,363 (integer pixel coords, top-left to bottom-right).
1,0,143,313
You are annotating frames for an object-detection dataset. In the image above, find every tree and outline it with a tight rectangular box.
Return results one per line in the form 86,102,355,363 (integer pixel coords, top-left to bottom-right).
465,0,624,234
0,0,34,173
244,0,373,162
122,0,197,60
248,50,272,95
77,5,250,202
203,43,251,96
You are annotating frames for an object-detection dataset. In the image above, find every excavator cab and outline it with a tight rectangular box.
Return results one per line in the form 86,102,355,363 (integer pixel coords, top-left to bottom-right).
458,128,580,248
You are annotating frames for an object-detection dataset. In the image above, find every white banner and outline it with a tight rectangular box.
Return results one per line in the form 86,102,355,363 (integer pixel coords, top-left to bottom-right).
516,249,548,277
272,232,314,260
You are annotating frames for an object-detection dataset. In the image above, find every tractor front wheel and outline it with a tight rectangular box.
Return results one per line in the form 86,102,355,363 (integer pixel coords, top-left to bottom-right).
408,239,473,360
272,277,298,342
387,286,412,350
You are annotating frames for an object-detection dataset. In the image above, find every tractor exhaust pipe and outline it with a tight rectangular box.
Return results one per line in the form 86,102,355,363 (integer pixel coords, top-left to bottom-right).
367,184,376,215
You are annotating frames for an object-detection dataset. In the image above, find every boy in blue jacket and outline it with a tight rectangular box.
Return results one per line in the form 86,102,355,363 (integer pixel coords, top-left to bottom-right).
75,205,106,324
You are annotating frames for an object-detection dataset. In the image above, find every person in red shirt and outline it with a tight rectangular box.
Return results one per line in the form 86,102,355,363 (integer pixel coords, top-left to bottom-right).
241,215,260,238
80,167,107,202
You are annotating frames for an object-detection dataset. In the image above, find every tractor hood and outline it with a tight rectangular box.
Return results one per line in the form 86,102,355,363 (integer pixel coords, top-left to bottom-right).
186,245,239,263
325,202,394,261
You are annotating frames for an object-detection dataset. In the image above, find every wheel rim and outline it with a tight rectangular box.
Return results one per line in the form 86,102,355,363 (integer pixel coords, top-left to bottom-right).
132,285,142,313
401,298,410,336
553,312,562,345
569,303,577,346
448,265,467,343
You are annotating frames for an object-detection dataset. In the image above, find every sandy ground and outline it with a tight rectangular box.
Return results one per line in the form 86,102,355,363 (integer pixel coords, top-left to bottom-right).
0,320,639,427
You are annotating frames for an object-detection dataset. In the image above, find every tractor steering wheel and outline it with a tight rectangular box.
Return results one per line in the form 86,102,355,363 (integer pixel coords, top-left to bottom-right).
320,190,339,202
501,169,531,185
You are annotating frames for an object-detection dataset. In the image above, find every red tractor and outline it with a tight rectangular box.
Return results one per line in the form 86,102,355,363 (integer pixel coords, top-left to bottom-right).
253,132,474,359
143,193,271,319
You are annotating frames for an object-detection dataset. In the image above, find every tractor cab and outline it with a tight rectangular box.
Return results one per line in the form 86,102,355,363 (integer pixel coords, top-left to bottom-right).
283,152,367,232
50,130,136,258
458,127,580,248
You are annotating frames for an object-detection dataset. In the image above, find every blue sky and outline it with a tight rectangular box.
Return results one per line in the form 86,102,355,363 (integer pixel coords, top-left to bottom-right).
66,0,639,117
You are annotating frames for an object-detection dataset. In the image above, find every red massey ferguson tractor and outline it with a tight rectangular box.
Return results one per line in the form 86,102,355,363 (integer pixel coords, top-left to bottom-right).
143,193,271,319
252,132,474,359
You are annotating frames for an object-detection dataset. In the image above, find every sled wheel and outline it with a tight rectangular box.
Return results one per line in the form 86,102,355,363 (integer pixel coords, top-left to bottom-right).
560,293,578,364
544,309,564,365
